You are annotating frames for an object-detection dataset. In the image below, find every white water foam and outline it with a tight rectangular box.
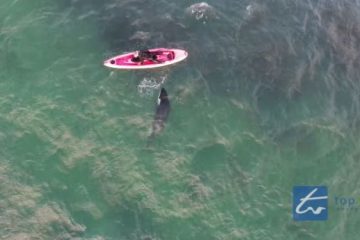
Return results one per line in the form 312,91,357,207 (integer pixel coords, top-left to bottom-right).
137,74,167,97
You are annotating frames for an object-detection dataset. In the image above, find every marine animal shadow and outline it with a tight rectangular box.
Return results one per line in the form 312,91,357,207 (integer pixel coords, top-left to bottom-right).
147,88,171,146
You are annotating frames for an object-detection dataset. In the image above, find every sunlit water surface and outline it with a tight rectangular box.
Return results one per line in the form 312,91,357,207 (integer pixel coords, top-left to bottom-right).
1,0,360,239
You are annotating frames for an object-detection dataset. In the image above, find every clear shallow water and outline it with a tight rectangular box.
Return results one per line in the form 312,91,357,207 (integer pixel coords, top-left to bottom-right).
1,0,360,239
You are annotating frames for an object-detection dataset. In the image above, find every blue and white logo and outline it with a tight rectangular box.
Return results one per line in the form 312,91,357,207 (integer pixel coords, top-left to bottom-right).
293,186,328,221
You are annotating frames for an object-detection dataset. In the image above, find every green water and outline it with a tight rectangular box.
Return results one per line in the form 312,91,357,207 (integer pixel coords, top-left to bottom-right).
1,0,360,239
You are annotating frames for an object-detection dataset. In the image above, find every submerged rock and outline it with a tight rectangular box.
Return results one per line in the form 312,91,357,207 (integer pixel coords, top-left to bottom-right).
185,2,218,23
129,31,151,41
244,2,266,23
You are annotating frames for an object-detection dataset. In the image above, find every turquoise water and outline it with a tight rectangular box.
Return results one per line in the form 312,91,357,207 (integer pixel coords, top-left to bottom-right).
1,0,360,239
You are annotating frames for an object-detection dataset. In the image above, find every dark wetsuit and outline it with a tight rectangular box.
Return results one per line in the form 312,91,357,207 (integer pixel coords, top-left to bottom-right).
132,50,161,63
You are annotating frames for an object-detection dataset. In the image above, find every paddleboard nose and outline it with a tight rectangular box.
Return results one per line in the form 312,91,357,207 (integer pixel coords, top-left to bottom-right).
103,59,114,67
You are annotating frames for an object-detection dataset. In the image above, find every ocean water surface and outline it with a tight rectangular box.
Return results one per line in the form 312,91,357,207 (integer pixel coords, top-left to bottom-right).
1,0,360,239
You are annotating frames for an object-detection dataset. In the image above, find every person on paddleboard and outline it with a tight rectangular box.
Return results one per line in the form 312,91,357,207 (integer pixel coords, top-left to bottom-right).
131,49,162,64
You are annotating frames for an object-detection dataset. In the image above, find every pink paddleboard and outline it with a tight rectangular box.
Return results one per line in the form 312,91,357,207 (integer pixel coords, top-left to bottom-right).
103,48,188,70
